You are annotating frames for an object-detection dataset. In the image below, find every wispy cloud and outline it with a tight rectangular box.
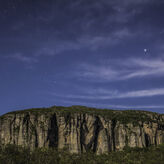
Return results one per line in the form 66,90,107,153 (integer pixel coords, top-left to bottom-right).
115,88,164,99
51,87,164,100
35,47,57,56
53,28,135,54
8,53,38,63
77,58,164,81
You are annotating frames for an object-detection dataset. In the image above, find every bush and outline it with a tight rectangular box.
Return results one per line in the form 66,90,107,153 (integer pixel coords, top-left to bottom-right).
0,144,163,164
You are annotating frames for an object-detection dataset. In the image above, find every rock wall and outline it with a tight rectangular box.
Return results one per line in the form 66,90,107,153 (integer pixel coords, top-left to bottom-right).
0,108,164,154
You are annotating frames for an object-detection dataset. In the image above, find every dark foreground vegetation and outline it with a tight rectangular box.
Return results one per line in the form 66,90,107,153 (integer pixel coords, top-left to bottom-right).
0,144,163,164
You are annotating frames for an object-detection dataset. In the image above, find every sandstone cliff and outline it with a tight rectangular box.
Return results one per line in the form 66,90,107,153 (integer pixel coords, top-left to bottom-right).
0,106,163,154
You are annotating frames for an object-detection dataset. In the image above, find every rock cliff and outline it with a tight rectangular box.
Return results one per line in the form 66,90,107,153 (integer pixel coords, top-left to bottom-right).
0,106,164,154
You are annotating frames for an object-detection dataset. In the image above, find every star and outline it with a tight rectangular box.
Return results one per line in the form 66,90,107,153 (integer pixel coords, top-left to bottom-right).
144,49,147,53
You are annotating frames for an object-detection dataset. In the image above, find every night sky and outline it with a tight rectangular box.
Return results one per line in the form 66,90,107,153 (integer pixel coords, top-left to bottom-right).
1,0,164,115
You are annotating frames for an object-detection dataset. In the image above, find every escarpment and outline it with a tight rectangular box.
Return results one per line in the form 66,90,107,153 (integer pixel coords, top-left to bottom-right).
0,106,164,154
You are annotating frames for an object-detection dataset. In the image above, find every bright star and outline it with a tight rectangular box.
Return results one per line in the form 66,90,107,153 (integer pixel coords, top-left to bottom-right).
144,49,147,53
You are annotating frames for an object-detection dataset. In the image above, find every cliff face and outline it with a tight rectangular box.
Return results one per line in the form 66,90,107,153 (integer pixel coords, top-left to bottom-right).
0,106,164,154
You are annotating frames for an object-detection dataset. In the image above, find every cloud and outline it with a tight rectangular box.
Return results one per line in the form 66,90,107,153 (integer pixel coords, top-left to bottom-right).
35,47,56,56
109,0,156,6
53,27,137,56
7,53,38,63
115,88,164,99
51,87,164,100
77,58,164,81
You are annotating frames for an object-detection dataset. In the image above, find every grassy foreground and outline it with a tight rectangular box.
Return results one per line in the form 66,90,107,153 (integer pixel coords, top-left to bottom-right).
0,144,163,164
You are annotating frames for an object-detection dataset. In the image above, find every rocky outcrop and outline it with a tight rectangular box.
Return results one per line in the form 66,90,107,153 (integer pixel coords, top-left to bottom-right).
0,106,163,154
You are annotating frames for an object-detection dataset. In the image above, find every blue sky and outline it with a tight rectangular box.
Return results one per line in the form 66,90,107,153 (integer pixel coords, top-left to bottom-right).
0,0,164,114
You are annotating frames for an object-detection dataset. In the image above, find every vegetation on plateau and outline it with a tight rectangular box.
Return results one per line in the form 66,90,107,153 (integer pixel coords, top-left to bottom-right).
2,105,164,126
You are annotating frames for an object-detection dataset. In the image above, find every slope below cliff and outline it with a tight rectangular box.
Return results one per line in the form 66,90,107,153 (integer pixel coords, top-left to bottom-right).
0,106,164,154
